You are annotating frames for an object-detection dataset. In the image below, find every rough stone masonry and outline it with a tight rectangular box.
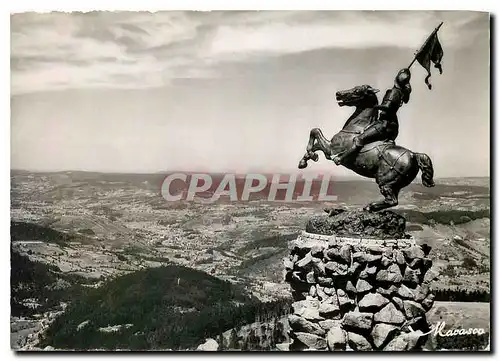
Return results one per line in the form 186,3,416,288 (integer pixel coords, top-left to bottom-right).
284,210,438,351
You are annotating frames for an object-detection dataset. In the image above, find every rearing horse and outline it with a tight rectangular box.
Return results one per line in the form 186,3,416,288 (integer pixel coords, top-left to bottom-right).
298,84,435,212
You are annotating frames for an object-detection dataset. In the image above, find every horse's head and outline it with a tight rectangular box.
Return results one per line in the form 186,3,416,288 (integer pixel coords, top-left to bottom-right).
335,85,379,108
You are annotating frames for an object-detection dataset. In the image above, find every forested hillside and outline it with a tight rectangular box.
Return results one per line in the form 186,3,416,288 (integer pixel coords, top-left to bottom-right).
39,265,290,350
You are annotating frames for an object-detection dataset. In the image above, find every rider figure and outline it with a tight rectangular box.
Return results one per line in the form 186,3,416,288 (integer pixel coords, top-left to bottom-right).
333,68,412,165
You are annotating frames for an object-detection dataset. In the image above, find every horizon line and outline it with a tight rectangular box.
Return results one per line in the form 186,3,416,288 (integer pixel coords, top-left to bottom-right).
10,168,490,179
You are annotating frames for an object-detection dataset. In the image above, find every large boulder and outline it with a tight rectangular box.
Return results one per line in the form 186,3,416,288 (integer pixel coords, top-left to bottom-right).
358,293,389,312
293,332,327,350
392,297,404,311
353,252,382,264
371,323,398,349
275,343,290,351
319,297,340,317
283,257,294,270
316,285,328,301
346,280,357,294
348,262,363,275
394,250,406,265
327,326,347,351
325,261,348,275
383,330,425,351
288,315,326,336
403,246,425,260
356,279,373,293
336,289,354,309
403,267,421,286
413,284,430,302
376,264,403,283
374,303,406,325
196,338,219,351
381,256,393,267
403,300,426,319
347,332,372,351
422,294,435,311
306,209,406,238
423,268,440,283
339,244,352,263
397,284,416,299
377,285,398,296
292,299,323,321
319,319,341,331
296,252,314,269
342,311,373,330
317,277,334,287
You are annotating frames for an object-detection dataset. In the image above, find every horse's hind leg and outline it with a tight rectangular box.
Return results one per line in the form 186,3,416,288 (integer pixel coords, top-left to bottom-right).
364,183,400,212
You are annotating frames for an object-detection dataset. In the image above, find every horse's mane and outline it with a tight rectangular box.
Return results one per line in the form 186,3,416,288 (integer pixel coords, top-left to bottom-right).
342,93,379,129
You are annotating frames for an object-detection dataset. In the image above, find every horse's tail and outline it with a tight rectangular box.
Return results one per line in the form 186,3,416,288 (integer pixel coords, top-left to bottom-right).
415,152,435,188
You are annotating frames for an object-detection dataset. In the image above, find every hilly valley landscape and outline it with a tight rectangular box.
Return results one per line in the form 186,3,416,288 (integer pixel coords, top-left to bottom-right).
10,170,490,350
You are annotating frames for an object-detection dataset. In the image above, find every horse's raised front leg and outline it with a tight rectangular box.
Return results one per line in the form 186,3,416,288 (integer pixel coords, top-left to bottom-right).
298,151,316,169
308,128,333,160
299,128,319,169
298,128,332,169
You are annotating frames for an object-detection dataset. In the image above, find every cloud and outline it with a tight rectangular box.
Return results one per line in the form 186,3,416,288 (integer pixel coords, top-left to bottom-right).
11,11,208,93
11,11,487,94
209,11,485,56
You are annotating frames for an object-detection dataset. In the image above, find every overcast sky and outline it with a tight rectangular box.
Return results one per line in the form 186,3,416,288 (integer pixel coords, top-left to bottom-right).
11,11,490,177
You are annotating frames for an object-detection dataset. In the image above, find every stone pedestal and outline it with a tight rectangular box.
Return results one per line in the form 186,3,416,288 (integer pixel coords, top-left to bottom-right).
284,230,437,351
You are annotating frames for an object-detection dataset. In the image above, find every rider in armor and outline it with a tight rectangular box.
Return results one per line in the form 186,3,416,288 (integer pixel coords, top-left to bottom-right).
333,68,412,165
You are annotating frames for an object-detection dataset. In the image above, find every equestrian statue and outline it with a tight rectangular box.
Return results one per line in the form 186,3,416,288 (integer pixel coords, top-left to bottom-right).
298,22,444,212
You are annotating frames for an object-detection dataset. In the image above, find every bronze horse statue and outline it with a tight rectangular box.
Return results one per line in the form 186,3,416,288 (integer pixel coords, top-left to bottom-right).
298,84,435,212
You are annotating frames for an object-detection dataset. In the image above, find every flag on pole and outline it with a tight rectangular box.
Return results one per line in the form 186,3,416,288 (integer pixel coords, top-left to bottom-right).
414,22,444,90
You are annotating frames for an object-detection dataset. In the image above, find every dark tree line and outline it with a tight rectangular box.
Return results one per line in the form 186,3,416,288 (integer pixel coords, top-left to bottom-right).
432,288,490,302
252,298,292,323
396,209,490,226
436,332,489,351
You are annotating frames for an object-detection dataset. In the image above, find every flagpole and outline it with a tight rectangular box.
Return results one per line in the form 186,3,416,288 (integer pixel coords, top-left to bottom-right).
408,22,444,69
